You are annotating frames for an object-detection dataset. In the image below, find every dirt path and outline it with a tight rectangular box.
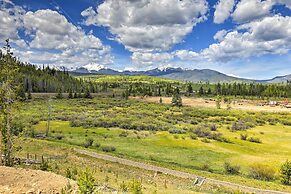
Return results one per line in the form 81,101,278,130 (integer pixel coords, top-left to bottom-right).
0,166,77,194
131,96,291,113
75,148,288,194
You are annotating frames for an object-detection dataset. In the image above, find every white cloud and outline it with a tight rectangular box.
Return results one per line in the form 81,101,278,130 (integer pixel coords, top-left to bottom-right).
275,0,291,9
131,52,174,65
0,3,25,43
214,0,235,24
175,50,199,61
232,0,274,23
0,4,113,69
81,0,208,52
202,15,291,61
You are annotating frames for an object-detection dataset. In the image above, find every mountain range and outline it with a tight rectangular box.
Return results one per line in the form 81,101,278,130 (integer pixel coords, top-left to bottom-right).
70,65,291,83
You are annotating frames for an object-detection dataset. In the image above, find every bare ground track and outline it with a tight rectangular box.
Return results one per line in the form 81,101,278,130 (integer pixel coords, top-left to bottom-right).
74,148,289,194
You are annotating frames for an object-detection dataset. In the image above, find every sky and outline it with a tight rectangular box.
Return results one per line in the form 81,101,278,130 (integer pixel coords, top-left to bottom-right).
0,0,291,79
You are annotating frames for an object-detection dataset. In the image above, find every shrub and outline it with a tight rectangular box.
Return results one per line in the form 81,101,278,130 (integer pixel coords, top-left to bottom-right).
240,134,248,140
249,164,275,181
77,169,95,194
231,120,251,131
93,142,101,148
120,181,129,192
201,164,213,172
193,126,211,138
83,138,94,148
209,124,217,131
119,131,128,137
54,134,64,140
281,120,291,126
169,128,186,134
280,160,291,185
201,138,210,143
189,133,198,140
40,156,49,171
129,179,142,194
101,146,116,152
224,162,240,175
66,167,78,180
248,137,262,143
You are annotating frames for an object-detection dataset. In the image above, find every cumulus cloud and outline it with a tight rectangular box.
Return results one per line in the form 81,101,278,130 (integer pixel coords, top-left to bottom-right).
81,0,208,52
175,50,199,61
0,4,113,69
0,2,25,44
202,15,291,61
232,0,274,23
214,0,235,24
131,52,174,66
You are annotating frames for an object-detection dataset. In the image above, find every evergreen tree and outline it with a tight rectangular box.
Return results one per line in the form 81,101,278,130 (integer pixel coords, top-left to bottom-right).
56,88,63,99
216,96,222,109
27,90,32,100
171,88,182,107
198,86,204,96
0,39,19,166
68,89,73,99
84,87,92,99
187,83,193,94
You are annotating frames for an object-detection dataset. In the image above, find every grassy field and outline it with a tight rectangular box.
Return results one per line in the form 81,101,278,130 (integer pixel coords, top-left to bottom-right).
78,74,180,84
13,97,291,192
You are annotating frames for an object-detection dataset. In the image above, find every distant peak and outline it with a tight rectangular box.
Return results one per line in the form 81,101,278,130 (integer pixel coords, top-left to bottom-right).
83,64,107,71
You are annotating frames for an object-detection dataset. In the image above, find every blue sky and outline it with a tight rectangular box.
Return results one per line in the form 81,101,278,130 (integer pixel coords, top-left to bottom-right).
1,0,291,79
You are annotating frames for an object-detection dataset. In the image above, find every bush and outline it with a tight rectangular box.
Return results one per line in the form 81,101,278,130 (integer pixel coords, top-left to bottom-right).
83,138,94,148
240,134,248,140
248,137,262,143
119,131,128,137
40,156,49,171
280,160,291,185
231,120,251,131
209,124,217,131
93,142,101,148
193,126,211,138
78,169,95,194
224,162,240,175
129,179,142,194
201,164,213,172
169,128,186,134
201,138,210,143
249,164,275,181
101,146,116,152
189,133,198,140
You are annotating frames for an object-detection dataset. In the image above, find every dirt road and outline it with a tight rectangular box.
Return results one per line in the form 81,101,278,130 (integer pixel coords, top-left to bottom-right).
75,148,289,194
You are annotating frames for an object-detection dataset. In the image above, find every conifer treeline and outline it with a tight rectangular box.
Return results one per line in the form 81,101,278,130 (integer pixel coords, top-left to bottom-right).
0,49,290,98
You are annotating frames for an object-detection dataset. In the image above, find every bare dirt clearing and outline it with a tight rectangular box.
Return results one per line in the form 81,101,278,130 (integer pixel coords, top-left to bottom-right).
0,166,77,194
132,96,291,112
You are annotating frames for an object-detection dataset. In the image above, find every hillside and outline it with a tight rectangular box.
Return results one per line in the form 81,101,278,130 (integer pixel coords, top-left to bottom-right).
160,69,252,83
264,74,291,83
71,67,290,83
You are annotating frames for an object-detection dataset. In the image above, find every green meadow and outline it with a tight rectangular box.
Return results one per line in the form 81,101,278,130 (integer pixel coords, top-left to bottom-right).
14,97,291,192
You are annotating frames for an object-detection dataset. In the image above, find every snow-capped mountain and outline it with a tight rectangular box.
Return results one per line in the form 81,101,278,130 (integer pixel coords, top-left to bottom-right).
70,66,291,83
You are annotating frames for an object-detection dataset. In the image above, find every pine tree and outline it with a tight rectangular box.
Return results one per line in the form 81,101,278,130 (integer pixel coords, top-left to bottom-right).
84,87,92,99
0,39,19,166
68,89,73,99
27,90,32,100
198,86,204,96
187,83,193,94
56,88,63,99
171,88,182,107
